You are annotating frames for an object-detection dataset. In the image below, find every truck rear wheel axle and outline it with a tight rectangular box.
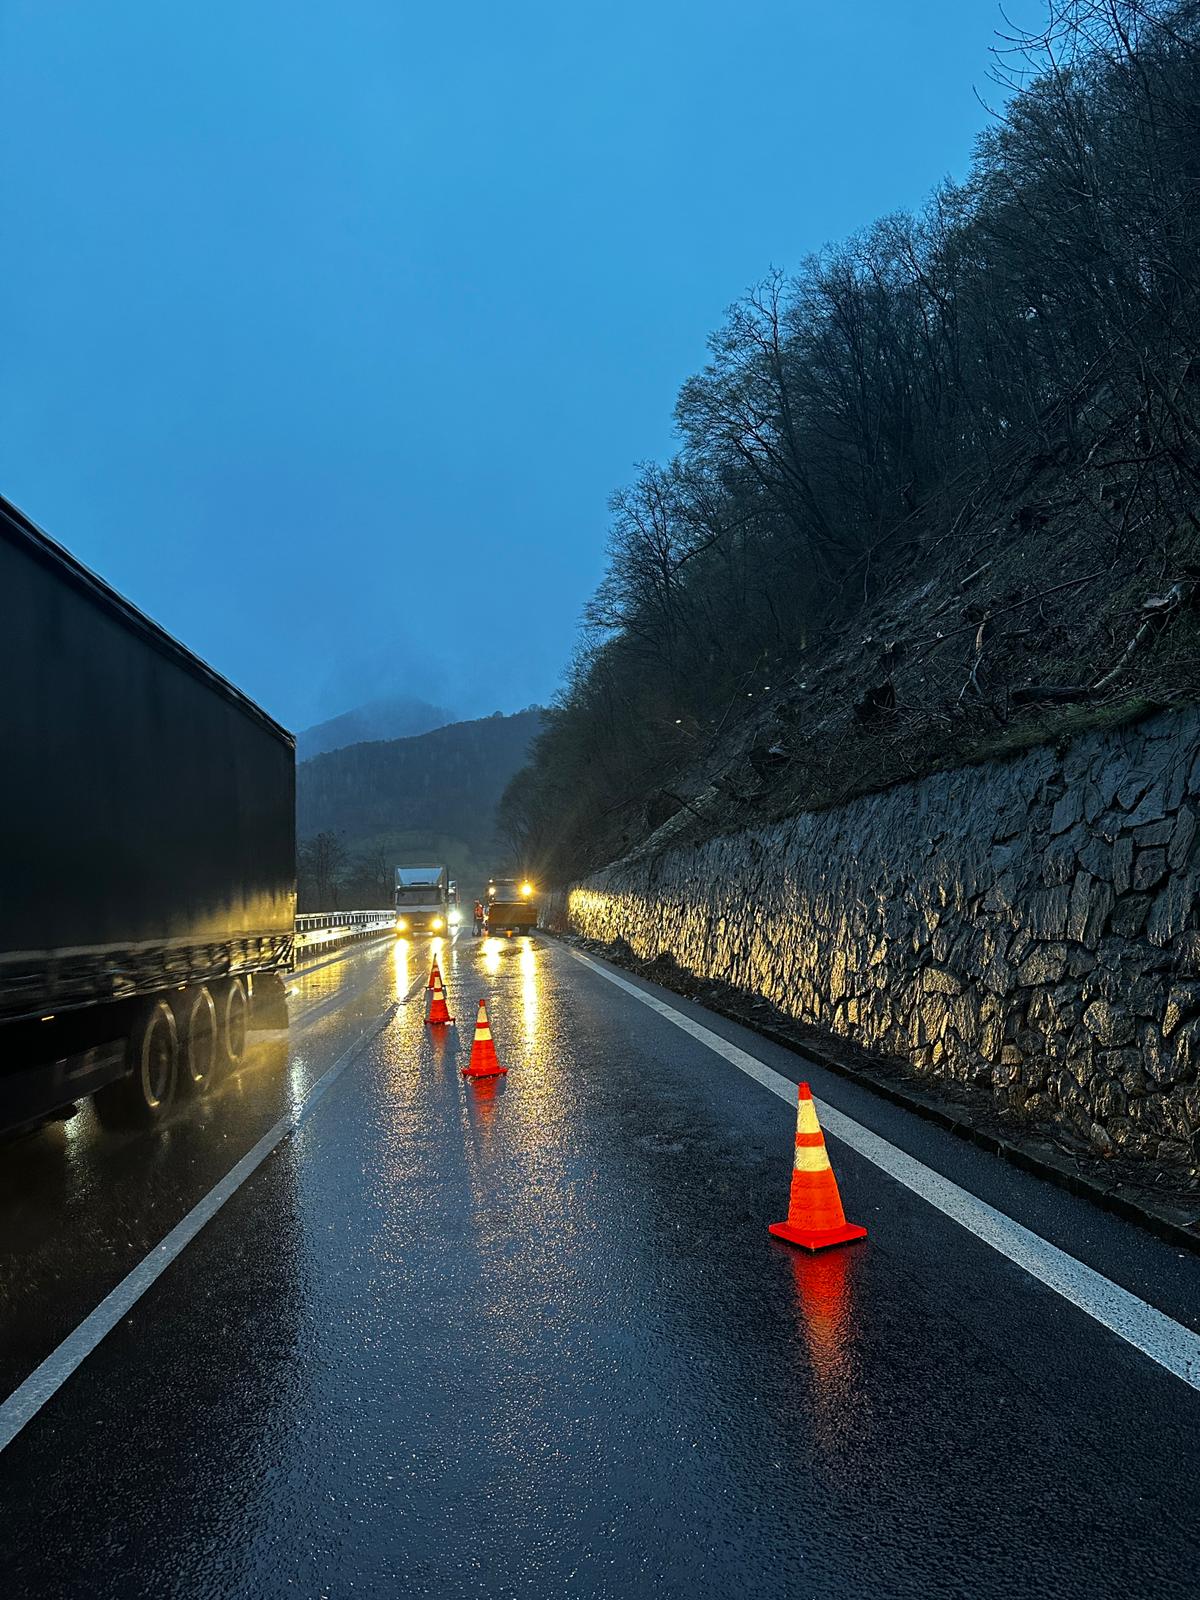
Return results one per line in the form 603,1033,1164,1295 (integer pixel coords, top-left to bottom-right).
94,999,179,1128
175,986,218,1095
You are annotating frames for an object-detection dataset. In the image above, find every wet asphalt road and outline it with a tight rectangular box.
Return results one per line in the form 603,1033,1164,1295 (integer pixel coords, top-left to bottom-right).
1,930,1198,1598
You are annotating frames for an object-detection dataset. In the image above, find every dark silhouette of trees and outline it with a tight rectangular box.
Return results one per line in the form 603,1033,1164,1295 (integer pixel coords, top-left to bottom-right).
502,1,1200,881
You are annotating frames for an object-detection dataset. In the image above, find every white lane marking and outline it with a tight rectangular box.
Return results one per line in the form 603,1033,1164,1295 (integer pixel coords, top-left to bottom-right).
0,1003,399,1455
569,949,1200,1392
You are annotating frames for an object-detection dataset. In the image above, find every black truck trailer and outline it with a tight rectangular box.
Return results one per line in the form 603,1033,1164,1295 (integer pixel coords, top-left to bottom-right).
0,494,296,1133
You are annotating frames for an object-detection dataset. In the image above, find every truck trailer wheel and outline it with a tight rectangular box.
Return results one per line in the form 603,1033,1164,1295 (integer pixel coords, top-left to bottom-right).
218,978,249,1072
174,985,218,1094
95,999,179,1128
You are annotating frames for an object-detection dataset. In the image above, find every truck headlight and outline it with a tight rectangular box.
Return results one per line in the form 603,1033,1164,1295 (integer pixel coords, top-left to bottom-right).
432,917,443,930
521,882,533,897
396,917,407,933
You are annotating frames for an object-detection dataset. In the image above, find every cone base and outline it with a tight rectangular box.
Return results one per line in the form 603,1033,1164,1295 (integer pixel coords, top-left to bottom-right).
462,1064,507,1078
768,1219,867,1252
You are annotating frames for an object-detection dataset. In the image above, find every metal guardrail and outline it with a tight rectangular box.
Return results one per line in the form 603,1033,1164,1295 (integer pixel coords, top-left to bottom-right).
294,910,396,952
295,910,396,932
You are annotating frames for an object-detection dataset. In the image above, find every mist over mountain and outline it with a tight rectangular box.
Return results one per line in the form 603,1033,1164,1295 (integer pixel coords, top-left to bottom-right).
297,695,455,760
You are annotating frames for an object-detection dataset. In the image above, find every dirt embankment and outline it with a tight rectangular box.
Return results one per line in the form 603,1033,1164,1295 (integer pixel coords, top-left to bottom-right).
618,448,1200,865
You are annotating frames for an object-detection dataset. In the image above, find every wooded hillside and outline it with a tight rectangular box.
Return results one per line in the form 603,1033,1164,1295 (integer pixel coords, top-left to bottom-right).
297,708,543,907
503,1,1200,882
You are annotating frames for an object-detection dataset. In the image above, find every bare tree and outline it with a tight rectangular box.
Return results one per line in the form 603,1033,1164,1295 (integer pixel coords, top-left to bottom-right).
298,831,346,911
505,0,1200,880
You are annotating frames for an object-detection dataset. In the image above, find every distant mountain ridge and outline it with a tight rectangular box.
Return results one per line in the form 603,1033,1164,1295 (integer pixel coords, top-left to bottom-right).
298,695,455,760
296,708,544,893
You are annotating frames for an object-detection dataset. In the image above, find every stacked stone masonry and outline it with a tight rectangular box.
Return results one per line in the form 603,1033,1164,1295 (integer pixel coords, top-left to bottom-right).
563,708,1200,1167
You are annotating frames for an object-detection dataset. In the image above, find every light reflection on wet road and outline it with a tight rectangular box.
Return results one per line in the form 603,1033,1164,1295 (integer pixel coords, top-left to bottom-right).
1,930,1198,1598
0,933,404,1399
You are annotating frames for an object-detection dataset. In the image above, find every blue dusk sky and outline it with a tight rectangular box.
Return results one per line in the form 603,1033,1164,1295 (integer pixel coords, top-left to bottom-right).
0,0,1045,732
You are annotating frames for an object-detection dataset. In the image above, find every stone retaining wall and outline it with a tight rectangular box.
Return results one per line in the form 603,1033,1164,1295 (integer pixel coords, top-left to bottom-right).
559,707,1200,1166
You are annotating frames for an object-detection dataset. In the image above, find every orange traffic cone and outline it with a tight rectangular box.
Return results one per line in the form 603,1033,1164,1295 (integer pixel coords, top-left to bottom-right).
426,970,455,1026
769,1083,866,1251
462,999,507,1077
427,958,442,991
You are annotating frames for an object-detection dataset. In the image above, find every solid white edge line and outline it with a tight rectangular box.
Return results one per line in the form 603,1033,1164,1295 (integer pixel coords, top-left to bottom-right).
569,947,1200,1393
0,1002,399,1455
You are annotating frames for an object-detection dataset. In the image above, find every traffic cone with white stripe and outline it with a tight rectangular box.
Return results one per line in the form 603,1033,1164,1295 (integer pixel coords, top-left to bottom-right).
769,1083,866,1251
462,999,506,1077
426,969,454,1026
427,958,441,991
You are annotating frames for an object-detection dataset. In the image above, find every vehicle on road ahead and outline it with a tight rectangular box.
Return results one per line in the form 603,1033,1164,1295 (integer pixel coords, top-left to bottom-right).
394,864,450,934
0,494,296,1135
486,876,538,936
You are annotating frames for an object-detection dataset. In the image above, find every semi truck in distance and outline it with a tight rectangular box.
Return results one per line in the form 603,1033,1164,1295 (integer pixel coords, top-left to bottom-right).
394,865,451,934
485,876,538,936
0,494,296,1135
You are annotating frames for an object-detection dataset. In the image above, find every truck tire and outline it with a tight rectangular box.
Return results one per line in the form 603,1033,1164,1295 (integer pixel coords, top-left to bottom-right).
94,999,179,1128
218,978,249,1072
174,985,218,1094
